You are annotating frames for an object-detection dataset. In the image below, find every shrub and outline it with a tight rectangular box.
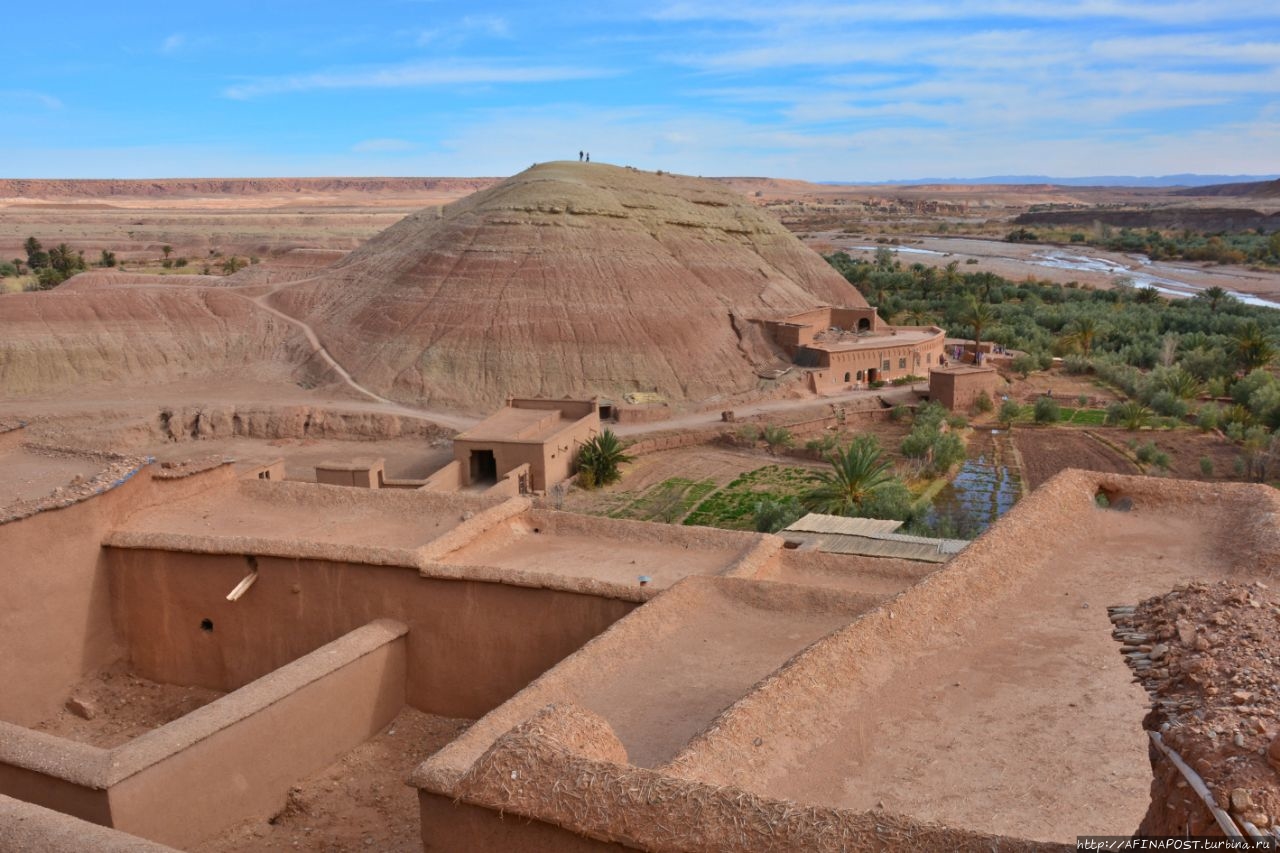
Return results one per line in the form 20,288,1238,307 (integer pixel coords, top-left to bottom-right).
761,425,793,455
1148,390,1188,419
889,405,910,423
1062,354,1092,375
1077,393,1089,408
999,399,1022,424
972,391,994,414
1196,405,1220,432
1199,456,1214,477
1136,442,1158,464
869,379,887,389
1033,397,1061,424
1011,353,1038,378
754,497,804,533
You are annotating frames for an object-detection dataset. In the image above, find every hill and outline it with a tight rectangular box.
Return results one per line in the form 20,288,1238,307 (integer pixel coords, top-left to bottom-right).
270,161,864,411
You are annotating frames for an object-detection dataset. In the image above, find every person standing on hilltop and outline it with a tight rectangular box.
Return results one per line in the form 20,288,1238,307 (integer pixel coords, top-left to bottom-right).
579,150,584,162
586,152,590,163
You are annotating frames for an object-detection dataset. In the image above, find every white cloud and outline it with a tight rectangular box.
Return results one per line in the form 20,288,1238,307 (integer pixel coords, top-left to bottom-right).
161,33,185,55
223,61,609,99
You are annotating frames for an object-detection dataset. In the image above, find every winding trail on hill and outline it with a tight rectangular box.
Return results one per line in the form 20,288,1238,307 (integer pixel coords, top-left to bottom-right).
246,285,478,432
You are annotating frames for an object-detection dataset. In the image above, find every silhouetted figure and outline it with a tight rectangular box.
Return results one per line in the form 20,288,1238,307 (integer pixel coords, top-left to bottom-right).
586,152,590,163
579,150,584,162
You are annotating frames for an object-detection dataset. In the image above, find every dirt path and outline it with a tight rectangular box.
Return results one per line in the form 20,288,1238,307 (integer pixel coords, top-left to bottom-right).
247,286,477,431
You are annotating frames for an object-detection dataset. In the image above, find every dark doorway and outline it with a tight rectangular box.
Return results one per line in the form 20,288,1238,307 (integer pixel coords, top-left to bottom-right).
858,318,871,332
469,449,497,484
868,368,879,383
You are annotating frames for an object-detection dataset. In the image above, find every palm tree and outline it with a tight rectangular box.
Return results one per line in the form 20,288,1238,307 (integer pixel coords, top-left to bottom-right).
959,295,994,355
803,438,895,516
1106,401,1152,431
1064,316,1101,355
1198,286,1232,313
1234,321,1277,372
903,307,935,327
576,429,632,488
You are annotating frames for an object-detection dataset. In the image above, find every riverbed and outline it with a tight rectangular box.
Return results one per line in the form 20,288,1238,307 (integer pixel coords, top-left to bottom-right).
837,236,1280,308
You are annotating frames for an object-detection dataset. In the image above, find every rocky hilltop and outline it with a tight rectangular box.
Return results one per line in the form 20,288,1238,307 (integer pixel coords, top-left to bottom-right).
271,161,865,410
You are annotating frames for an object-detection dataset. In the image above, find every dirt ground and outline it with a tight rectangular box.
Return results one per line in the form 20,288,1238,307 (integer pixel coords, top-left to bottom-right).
1131,429,1245,482
28,664,224,748
198,708,471,853
1014,427,1138,490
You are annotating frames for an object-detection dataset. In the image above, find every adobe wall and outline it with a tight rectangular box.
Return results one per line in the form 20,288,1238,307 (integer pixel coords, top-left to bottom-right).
0,795,176,852
420,459,462,491
105,549,635,718
0,621,406,848
806,330,946,392
509,398,598,420
425,704,1072,853
0,462,239,726
105,620,406,847
930,368,999,411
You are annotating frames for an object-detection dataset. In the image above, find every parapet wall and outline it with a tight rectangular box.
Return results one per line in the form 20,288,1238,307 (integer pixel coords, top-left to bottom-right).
0,620,407,848
424,704,1069,853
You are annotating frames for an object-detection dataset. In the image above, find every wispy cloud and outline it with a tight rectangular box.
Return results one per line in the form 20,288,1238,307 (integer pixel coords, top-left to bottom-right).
415,14,512,47
161,33,185,55
223,61,609,99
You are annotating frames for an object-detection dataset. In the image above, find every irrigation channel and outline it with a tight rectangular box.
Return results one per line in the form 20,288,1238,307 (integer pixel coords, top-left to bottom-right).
925,429,1021,537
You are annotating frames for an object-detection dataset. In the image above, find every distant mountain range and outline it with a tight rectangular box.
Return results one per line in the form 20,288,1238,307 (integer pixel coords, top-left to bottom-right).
823,174,1280,188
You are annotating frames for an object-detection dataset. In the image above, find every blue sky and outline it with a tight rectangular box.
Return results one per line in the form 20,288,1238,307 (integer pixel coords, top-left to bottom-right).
3,1,1278,180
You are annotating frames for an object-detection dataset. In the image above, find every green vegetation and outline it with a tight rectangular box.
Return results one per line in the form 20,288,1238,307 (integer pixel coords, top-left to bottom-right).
801,436,913,520
577,429,632,489
20,237,87,289
825,250,1280,457
899,402,966,475
760,425,794,455
605,477,718,523
684,466,816,529
1033,397,1061,424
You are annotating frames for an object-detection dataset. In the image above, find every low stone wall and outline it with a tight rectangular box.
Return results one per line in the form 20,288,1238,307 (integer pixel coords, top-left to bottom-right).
0,620,407,848
626,430,719,457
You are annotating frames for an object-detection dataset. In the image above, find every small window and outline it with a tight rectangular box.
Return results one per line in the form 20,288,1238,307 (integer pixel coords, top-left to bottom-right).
898,358,907,369
843,372,851,382
856,370,864,381
882,360,890,371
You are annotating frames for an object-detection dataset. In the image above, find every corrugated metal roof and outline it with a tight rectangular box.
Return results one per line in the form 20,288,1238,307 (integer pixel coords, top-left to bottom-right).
784,513,903,536
782,513,969,563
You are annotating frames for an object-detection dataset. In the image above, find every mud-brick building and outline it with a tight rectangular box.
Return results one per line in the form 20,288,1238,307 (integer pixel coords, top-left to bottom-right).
452,398,601,492
928,364,1000,411
754,306,947,392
